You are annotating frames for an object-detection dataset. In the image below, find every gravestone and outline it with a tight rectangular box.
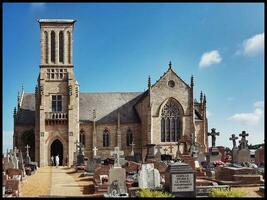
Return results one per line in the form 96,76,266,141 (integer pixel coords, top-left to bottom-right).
237,131,250,164
110,147,125,167
145,144,156,161
207,128,222,162
165,162,196,197
229,134,239,163
18,150,25,177
105,167,128,197
86,159,97,175
155,145,162,161
138,163,160,189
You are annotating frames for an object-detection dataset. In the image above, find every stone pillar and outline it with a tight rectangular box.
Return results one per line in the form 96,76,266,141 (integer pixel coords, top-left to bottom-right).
117,111,121,148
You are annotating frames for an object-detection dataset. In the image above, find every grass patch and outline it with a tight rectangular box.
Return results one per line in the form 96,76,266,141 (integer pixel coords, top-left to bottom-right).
209,187,247,197
137,188,174,197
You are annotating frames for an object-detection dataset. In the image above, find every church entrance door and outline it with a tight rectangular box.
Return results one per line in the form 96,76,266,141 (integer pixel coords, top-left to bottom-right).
51,139,63,166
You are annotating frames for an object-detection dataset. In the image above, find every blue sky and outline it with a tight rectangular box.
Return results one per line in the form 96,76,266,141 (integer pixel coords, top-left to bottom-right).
3,3,264,152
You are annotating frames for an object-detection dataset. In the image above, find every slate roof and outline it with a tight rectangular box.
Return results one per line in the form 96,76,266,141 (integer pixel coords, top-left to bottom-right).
79,92,143,123
16,92,143,125
16,93,36,125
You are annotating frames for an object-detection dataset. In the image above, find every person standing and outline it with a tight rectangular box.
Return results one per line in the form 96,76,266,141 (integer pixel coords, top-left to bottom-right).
55,155,59,168
51,155,54,166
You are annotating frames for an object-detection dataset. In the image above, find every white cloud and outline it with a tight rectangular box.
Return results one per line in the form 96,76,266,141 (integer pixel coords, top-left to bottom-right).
199,50,222,68
237,33,264,56
254,101,264,108
227,100,264,126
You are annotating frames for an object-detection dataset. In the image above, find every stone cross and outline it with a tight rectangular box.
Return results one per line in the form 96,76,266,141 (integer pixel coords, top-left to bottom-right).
25,144,30,157
163,148,168,155
239,131,249,140
239,131,249,149
93,146,98,157
110,147,124,167
130,142,135,156
208,128,220,148
169,143,174,153
229,134,238,149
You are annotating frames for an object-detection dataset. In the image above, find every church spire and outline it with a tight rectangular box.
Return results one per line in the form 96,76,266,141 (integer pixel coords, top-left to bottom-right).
17,91,20,110
203,94,207,106
200,90,203,104
148,75,151,88
190,75,194,88
13,107,17,118
168,61,172,69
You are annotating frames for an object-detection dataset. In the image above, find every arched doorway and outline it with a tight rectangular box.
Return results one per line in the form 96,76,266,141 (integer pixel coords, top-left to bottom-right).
50,139,63,166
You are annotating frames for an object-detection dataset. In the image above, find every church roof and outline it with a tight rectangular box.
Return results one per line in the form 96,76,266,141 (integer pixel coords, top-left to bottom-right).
79,92,143,123
16,92,143,125
16,93,36,125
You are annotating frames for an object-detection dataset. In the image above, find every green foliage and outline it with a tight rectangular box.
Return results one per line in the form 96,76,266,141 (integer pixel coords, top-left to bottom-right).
209,188,247,197
137,188,174,198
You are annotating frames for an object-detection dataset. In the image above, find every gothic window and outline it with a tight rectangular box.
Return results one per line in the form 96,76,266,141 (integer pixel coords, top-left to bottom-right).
80,129,85,147
67,31,71,64
126,128,133,146
103,129,109,147
51,31,55,63
59,31,64,63
52,95,62,112
161,98,182,142
44,31,48,64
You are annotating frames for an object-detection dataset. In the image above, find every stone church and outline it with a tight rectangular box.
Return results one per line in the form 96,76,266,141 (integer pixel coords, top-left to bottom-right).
13,19,208,167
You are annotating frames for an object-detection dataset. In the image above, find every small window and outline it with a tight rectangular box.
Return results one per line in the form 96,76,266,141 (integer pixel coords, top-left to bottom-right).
52,95,62,112
168,80,175,88
103,129,109,147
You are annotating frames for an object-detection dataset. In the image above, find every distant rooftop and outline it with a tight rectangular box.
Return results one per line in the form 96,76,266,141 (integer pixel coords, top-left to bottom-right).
38,19,76,23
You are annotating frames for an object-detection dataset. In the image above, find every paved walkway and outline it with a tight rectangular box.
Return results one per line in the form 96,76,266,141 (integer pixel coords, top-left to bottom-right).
49,166,83,197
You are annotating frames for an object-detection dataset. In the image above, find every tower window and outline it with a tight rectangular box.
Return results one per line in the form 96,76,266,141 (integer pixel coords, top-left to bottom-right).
51,31,55,63
44,31,48,64
59,31,64,63
52,95,62,112
103,129,109,147
126,128,133,146
67,31,71,64
80,129,85,147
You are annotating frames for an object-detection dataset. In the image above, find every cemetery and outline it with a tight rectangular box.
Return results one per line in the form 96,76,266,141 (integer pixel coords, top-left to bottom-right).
4,128,264,198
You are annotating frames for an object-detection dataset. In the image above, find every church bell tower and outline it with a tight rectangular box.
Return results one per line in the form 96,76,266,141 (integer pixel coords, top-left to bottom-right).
35,19,79,167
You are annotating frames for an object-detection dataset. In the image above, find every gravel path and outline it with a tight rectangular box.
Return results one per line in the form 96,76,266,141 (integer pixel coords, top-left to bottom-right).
20,166,83,197
20,166,52,197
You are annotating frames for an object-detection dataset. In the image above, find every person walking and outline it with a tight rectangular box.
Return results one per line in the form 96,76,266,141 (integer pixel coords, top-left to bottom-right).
55,155,59,168
51,155,54,166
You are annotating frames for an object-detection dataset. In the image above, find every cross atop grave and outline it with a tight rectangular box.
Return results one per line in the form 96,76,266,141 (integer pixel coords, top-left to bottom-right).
239,131,249,149
229,134,238,149
110,146,124,167
93,146,98,157
239,131,249,140
169,143,174,153
208,128,220,148
25,144,30,157
163,148,168,155
130,142,135,156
